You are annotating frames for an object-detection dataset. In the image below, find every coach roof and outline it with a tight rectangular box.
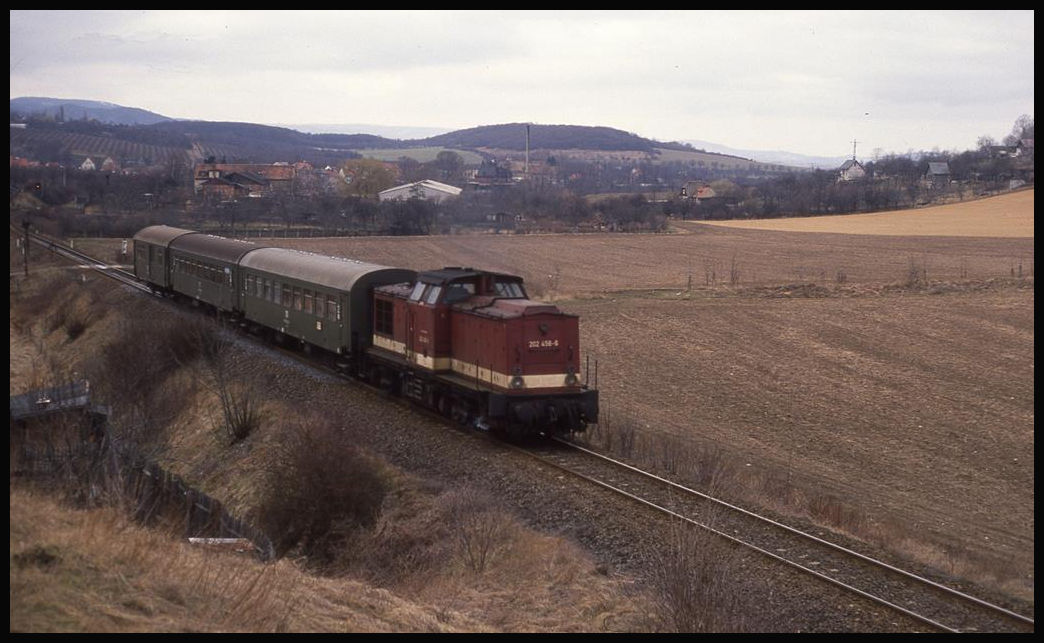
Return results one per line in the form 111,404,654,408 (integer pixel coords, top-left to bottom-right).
239,247,414,291
169,232,264,264
132,224,199,247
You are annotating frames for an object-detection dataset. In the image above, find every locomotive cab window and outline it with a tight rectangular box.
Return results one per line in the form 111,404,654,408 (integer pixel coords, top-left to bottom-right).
445,282,475,304
409,282,426,302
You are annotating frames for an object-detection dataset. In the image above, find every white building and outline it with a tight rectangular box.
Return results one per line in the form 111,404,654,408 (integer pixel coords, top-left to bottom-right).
378,179,462,204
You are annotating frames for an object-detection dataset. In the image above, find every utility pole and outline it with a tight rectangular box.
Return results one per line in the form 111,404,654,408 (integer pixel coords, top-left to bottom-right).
525,123,530,181
22,218,31,277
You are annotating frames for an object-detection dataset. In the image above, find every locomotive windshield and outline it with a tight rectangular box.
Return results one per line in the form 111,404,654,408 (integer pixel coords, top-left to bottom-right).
493,279,526,298
409,271,528,304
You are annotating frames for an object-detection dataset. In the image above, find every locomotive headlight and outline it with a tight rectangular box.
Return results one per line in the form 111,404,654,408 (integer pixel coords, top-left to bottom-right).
565,373,579,386
510,375,525,389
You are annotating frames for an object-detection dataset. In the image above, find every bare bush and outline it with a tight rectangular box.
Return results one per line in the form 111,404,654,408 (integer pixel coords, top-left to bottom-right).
185,320,266,444
258,417,388,569
439,486,517,573
645,516,763,632
91,312,198,451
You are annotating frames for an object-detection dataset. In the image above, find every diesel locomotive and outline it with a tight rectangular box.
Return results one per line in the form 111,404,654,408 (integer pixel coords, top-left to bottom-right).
132,225,598,438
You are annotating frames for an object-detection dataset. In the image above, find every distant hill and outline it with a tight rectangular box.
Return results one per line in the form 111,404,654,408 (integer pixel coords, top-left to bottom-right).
281,122,454,140
683,139,848,170
8,96,790,170
10,97,173,126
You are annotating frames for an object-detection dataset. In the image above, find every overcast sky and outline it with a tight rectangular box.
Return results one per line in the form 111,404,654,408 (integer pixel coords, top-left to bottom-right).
9,10,1035,158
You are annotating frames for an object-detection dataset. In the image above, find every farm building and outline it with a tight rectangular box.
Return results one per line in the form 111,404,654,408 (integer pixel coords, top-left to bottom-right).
378,179,462,203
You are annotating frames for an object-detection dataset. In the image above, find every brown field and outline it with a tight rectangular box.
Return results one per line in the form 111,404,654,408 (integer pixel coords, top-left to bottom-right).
264,189,1034,602
695,188,1034,238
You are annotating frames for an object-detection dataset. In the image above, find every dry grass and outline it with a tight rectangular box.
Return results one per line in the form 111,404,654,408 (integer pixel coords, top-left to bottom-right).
9,488,488,633
695,188,1034,237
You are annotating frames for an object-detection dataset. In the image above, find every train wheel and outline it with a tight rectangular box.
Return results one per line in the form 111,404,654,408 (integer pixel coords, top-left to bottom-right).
451,402,470,426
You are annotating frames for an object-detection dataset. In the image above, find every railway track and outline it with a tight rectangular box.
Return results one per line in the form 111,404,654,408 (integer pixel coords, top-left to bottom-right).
19,229,1033,632
509,437,1034,633
14,227,152,294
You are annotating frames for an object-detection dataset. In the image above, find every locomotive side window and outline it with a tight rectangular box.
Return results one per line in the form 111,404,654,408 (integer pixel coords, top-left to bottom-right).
375,299,394,335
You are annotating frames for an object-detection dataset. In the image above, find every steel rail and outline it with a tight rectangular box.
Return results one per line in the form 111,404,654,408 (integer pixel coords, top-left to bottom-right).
509,436,1032,633
553,437,1034,629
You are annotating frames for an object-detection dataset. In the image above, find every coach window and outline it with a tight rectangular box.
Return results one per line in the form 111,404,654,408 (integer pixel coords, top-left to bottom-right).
246,274,254,295
327,295,338,321
293,287,302,311
282,284,291,307
315,291,325,318
304,289,314,314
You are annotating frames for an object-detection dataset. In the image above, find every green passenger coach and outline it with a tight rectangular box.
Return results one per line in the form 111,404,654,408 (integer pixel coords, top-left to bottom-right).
238,247,415,356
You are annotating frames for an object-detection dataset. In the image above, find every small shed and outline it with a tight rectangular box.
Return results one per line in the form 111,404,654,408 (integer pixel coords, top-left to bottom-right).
924,162,951,188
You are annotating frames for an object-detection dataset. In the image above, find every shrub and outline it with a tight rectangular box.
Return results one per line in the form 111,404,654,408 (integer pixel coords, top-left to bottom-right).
438,486,516,573
259,417,388,569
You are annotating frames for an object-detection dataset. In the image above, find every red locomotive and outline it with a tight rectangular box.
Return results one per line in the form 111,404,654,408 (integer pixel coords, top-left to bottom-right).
366,267,598,437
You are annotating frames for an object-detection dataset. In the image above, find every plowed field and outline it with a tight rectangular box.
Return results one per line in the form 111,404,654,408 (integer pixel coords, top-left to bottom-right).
274,189,1034,602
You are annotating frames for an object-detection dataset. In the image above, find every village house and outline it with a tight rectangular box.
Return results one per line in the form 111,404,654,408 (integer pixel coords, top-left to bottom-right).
193,162,296,198
680,181,717,201
465,159,514,191
837,159,866,182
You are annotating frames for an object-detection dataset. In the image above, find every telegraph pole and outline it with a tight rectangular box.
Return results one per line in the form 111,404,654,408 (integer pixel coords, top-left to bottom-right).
22,217,31,277
525,123,530,181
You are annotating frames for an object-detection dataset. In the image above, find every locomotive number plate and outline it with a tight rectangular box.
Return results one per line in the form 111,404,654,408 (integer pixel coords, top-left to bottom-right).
528,339,559,350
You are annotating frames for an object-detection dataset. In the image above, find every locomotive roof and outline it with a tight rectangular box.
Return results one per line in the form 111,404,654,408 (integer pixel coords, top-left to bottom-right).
169,232,264,264
418,267,523,286
240,247,415,292
132,225,199,247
